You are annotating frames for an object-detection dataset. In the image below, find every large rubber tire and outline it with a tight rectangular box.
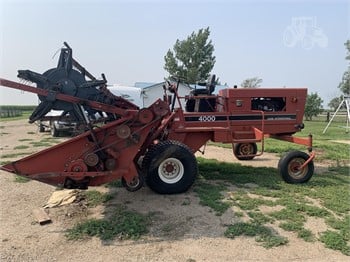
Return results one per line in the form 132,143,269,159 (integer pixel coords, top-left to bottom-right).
142,140,197,194
233,143,257,160
278,151,314,184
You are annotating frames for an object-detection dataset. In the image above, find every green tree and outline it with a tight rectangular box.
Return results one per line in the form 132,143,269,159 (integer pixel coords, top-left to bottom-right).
241,77,263,88
338,40,350,95
328,96,344,111
305,92,323,121
164,27,216,84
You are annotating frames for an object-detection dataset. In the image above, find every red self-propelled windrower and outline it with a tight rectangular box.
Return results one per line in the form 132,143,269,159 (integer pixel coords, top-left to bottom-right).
0,42,315,194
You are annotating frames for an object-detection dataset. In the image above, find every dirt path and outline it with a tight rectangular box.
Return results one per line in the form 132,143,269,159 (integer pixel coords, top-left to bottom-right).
0,119,348,261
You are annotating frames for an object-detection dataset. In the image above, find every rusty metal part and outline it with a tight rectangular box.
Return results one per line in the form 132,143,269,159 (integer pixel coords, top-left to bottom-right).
67,159,88,172
152,100,169,116
138,108,154,124
116,125,131,139
84,153,99,167
105,159,117,171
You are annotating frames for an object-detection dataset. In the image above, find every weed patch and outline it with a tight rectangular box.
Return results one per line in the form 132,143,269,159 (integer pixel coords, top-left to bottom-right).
319,230,350,256
106,180,122,188
14,176,30,183
297,229,315,242
225,222,288,248
66,205,149,241
29,141,52,147
14,145,30,150
194,181,229,215
82,190,113,207
18,138,33,142
197,156,349,255
247,211,274,224
1,152,34,159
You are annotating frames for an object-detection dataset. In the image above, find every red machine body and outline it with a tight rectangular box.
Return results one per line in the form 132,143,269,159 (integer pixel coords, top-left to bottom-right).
0,44,315,194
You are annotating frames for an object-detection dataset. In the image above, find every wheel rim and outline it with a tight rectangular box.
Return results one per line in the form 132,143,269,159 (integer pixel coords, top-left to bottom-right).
158,157,184,184
239,144,254,155
287,158,308,179
126,177,140,189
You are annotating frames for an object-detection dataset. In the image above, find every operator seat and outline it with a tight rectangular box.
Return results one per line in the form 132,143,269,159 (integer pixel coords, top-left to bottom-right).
192,74,216,95
186,74,217,112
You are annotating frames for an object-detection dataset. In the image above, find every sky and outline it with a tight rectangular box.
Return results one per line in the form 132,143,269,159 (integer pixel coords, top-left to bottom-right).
0,0,349,106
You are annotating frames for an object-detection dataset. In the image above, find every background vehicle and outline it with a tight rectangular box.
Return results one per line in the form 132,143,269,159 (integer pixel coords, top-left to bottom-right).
38,110,77,137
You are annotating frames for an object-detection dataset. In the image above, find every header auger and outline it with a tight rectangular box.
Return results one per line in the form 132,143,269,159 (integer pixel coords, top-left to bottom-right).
0,43,315,194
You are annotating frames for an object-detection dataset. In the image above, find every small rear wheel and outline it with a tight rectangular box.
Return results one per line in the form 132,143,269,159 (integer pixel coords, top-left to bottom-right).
122,174,144,192
278,151,314,183
233,143,257,160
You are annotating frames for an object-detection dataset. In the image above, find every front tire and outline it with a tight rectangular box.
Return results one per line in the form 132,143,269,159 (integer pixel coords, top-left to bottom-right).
278,151,314,183
142,140,197,194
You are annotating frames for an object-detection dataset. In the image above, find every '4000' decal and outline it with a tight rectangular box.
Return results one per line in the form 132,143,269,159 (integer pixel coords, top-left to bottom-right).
198,115,216,122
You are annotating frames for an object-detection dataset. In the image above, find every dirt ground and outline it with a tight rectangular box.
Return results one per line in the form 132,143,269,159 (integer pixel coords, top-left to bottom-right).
0,119,348,262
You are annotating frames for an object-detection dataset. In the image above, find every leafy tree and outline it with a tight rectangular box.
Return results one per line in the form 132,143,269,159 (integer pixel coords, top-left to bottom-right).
328,96,344,111
338,40,350,95
164,27,216,84
241,77,263,88
305,92,323,121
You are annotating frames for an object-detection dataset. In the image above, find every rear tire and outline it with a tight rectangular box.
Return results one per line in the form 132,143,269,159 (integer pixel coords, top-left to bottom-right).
233,143,257,160
142,140,197,194
278,151,314,183
122,174,144,192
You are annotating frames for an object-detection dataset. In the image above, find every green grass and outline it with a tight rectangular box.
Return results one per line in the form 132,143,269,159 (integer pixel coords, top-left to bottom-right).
196,157,349,255
194,181,230,215
247,211,274,224
14,176,31,183
29,141,53,147
225,222,288,248
319,231,350,256
18,138,34,142
106,180,123,188
14,145,30,150
1,152,35,158
326,215,350,240
66,205,149,241
82,190,113,207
